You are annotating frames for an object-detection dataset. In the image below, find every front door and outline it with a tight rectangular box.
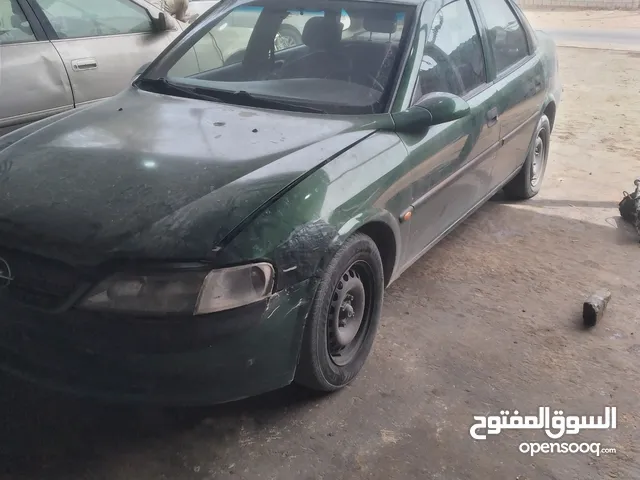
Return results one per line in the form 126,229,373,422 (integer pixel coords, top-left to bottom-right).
27,0,177,106
473,0,546,190
399,0,501,264
0,0,73,135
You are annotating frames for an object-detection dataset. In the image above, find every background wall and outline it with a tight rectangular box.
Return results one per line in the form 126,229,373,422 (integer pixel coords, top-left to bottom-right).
516,0,640,9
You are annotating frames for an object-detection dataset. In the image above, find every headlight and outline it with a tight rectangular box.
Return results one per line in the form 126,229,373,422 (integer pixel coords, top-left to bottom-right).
79,263,275,315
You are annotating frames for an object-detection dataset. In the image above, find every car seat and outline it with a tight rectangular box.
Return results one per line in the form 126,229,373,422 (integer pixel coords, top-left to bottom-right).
276,16,352,80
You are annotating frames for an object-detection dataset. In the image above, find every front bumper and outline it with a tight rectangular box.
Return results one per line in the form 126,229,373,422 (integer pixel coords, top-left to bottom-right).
0,279,316,405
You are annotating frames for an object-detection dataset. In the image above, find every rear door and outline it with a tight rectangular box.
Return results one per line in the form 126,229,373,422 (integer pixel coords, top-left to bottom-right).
0,0,73,135
399,0,501,264
471,0,545,190
26,0,178,107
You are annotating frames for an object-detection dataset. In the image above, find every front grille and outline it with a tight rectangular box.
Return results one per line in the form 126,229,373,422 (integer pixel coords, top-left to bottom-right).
0,248,80,309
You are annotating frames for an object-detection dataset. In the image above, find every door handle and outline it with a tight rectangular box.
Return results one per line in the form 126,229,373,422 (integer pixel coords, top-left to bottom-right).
71,58,98,71
528,80,543,97
486,107,499,128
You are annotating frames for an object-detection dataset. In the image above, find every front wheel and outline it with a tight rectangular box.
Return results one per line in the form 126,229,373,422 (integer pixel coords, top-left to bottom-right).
503,114,551,200
294,233,384,392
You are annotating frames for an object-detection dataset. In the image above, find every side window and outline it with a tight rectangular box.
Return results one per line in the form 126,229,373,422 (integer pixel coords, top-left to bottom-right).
0,0,37,45
475,0,529,74
34,0,153,39
412,0,486,104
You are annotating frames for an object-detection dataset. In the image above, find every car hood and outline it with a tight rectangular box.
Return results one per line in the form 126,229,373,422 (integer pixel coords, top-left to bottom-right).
0,88,377,267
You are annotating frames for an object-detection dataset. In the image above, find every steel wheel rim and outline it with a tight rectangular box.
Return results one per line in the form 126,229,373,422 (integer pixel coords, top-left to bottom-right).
327,260,374,367
531,134,546,187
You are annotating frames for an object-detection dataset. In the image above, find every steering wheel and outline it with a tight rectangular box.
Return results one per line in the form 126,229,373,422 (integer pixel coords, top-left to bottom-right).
422,43,465,94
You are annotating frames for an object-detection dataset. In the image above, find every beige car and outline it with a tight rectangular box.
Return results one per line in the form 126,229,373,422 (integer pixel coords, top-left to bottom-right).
0,0,188,135
0,0,354,136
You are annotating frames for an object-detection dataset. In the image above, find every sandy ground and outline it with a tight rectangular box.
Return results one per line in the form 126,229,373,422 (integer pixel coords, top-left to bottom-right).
2,14,640,480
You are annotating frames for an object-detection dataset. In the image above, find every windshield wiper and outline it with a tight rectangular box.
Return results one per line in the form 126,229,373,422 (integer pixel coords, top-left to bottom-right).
191,87,327,114
138,78,326,114
137,77,224,103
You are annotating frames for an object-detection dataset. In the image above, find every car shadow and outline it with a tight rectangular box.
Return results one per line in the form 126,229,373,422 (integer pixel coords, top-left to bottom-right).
493,194,620,210
0,374,319,479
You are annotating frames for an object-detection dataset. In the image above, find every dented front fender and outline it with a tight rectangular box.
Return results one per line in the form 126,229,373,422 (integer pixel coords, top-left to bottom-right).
217,131,412,290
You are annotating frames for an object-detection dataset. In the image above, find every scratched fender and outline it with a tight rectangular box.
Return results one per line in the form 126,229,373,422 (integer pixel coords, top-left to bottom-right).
217,130,411,290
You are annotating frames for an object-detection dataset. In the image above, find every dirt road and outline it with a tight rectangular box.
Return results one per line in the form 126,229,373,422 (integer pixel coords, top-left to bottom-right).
2,19,640,480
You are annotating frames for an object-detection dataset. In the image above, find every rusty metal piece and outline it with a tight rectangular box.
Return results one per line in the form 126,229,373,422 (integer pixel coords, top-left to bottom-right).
583,290,612,328
619,178,640,239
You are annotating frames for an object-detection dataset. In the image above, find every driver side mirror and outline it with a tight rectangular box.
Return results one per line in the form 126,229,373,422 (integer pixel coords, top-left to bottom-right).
150,11,170,32
392,92,471,134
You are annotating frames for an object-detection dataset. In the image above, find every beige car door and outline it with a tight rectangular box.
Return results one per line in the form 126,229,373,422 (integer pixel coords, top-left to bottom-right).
0,0,73,135
29,0,180,106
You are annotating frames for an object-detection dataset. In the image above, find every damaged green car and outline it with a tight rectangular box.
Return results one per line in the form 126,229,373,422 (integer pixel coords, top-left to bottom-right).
0,0,560,404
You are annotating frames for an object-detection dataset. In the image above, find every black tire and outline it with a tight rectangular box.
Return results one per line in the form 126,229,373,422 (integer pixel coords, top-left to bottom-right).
294,233,384,392
275,25,302,50
503,114,551,200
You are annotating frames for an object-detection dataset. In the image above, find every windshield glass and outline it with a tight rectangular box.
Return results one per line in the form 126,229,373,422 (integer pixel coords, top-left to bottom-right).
141,0,416,114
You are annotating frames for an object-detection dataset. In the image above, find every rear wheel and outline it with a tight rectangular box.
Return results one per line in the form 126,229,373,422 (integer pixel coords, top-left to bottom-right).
503,114,551,200
294,233,384,392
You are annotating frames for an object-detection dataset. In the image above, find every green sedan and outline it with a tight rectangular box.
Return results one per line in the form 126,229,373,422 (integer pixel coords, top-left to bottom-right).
0,0,561,404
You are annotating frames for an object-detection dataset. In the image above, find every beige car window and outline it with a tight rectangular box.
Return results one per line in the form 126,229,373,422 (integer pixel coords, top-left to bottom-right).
34,0,153,39
0,0,37,45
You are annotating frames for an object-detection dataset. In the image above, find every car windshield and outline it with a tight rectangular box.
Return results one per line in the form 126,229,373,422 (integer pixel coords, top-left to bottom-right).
140,0,416,114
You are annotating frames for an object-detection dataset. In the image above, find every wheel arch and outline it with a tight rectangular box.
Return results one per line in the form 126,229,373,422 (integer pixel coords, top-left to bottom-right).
543,100,557,132
328,209,402,289
354,221,398,288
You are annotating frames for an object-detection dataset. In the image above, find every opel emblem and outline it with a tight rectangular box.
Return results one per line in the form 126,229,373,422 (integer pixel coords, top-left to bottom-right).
0,257,12,289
